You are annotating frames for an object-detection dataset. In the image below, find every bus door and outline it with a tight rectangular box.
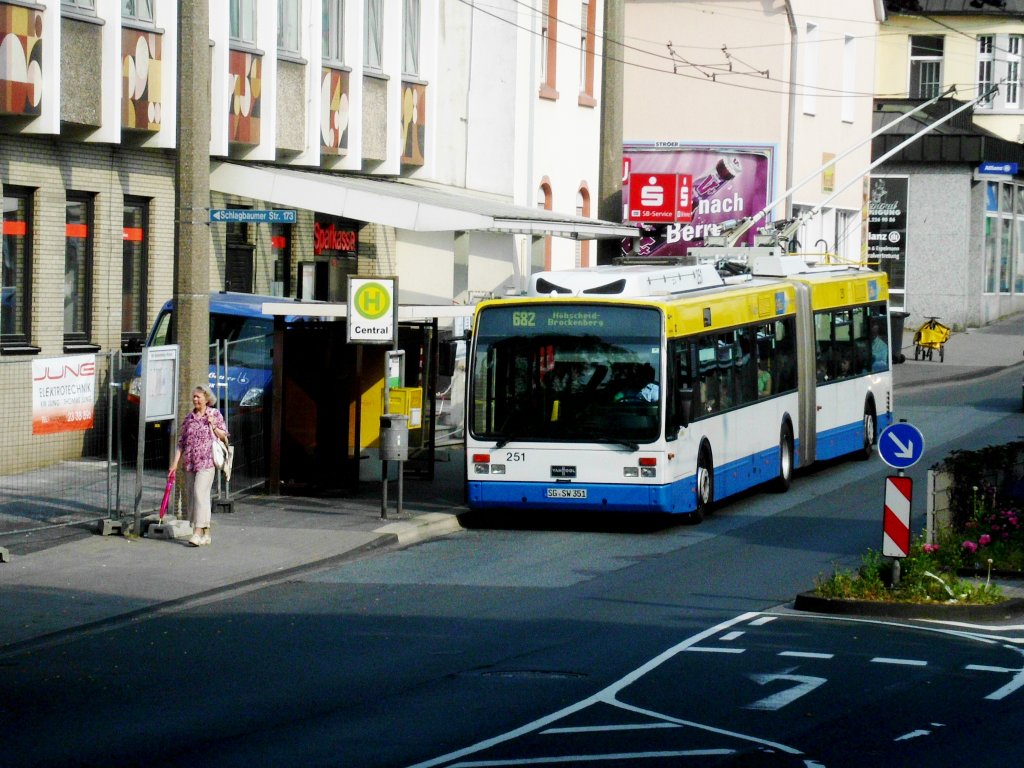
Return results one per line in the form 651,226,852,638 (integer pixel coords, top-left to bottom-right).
812,309,845,456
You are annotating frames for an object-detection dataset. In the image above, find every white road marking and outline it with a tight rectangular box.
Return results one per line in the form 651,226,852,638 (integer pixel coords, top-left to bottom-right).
779,651,833,659
894,723,944,742
744,673,827,711
541,723,680,734
894,730,931,742
684,646,745,654
749,616,777,626
967,664,1019,673
720,631,745,641
449,751,735,766
871,657,927,667
406,612,803,768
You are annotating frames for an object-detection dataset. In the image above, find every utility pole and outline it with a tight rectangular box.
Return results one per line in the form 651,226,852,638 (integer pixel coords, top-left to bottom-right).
597,0,624,265
175,1,212,426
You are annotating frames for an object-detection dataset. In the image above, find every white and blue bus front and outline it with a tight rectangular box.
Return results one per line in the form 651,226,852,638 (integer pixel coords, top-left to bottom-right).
466,301,675,513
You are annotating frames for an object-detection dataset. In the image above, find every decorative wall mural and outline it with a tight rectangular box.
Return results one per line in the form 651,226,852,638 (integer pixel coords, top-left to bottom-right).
400,81,426,167
228,50,262,145
122,28,162,131
320,67,350,155
0,4,43,117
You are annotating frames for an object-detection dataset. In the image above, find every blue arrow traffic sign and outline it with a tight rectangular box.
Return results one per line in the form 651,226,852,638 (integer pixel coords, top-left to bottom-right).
878,422,925,469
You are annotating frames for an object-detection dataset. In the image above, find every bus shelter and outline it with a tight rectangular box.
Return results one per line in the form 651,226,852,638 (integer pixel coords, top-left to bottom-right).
261,302,472,495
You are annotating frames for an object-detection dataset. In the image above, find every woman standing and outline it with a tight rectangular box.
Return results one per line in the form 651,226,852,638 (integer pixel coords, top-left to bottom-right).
169,384,228,547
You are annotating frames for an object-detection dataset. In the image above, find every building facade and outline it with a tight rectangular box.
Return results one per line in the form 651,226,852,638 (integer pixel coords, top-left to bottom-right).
621,0,884,264
875,0,1024,327
0,0,629,475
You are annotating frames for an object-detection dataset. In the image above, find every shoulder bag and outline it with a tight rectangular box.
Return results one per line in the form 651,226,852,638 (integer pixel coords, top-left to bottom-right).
210,423,234,481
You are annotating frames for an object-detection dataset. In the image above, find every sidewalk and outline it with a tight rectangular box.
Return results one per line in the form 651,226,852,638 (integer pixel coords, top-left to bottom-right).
891,311,1024,389
0,448,468,653
1,312,1022,654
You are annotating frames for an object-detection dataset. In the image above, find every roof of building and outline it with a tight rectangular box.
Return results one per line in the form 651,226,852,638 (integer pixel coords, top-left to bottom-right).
886,0,1024,14
872,97,1024,166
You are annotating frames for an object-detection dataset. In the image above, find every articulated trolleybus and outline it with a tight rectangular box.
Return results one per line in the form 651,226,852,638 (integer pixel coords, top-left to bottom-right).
465,251,895,520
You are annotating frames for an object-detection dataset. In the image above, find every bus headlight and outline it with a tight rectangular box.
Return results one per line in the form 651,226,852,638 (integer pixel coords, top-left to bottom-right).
640,467,657,478
623,467,639,477
490,464,506,474
474,463,490,474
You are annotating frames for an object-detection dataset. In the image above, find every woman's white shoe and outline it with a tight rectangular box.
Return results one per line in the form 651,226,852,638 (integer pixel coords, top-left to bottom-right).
187,534,202,547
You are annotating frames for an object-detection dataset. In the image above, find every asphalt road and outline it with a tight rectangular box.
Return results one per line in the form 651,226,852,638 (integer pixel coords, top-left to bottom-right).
2,367,1023,768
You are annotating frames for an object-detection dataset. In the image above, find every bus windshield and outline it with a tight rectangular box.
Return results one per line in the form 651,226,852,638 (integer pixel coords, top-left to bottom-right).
470,304,662,445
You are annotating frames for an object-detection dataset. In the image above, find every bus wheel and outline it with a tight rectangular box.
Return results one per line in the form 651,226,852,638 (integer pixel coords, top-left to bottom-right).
856,405,876,461
772,422,794,492
694,446,714,522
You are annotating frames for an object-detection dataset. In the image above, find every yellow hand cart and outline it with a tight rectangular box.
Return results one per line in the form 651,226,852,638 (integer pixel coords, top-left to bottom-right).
913,316,951,362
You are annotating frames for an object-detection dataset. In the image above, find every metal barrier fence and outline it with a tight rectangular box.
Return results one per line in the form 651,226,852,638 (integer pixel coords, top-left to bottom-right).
0,351,138,541
0,343,270,544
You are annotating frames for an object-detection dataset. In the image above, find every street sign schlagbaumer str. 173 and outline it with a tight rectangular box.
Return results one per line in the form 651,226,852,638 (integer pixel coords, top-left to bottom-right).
209,209,297,224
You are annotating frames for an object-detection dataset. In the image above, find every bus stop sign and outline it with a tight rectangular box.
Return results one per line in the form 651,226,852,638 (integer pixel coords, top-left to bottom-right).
878,422,925,469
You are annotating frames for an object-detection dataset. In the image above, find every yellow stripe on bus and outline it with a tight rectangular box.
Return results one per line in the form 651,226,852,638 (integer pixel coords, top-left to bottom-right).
665,283,797,337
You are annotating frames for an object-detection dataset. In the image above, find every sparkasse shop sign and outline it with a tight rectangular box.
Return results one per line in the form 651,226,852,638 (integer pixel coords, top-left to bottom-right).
627,173,693,223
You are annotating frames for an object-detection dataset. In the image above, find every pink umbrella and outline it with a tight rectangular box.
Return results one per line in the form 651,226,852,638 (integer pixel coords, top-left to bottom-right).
159,474,175,520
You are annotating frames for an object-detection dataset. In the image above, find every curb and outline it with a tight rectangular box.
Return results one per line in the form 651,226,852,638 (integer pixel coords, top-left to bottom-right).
793,591,1024,621
374,511,464,545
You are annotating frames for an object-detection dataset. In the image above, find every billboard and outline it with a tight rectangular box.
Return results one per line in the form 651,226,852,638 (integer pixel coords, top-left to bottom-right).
31,355,96,435
866,176,908,262
622,143,775,257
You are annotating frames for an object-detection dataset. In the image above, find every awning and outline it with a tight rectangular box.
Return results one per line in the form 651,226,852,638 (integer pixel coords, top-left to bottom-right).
209,161,638,240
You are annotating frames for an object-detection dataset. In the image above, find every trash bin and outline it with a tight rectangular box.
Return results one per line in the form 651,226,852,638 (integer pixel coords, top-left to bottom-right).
380,414,409,462
889,311,909,364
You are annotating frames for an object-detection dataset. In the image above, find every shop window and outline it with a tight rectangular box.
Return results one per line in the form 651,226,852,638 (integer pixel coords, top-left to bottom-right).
1008,36,1022,108
65,192,97,351
271,222,292,297
231,0,258,45
365,0,383,70
578,0,596,106
909,35,943,99
1,187,34,352
63,0,96,13
225,211,254,293
977,35,994,108
278,0,301,55
122,0,153,23
323,0,345,63
403,0,420,76
122,198,149,350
